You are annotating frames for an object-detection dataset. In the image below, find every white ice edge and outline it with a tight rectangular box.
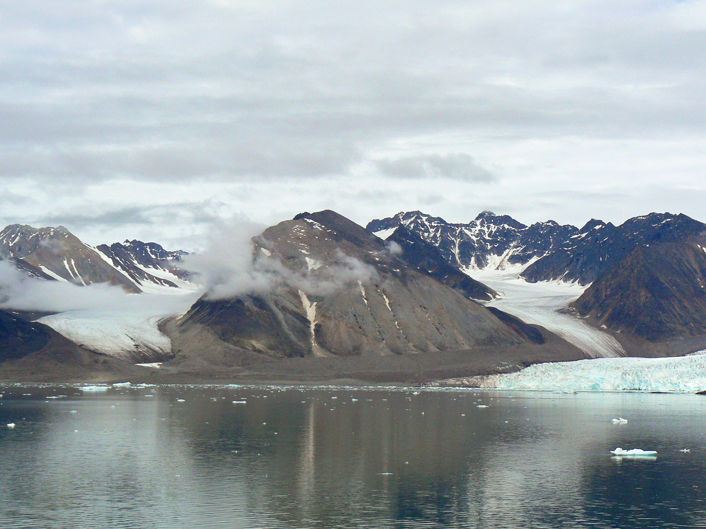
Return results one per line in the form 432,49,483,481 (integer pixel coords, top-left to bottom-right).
470,350,706,394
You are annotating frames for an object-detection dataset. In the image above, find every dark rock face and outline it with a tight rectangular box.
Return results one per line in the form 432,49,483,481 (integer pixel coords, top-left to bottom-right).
571,234,706,342
0,224,141,292
97,240,189,289
177,210,530,359
0,310,51,361
385,226,496,301
522,213,706,284
368,211,706,286
367,210,577,271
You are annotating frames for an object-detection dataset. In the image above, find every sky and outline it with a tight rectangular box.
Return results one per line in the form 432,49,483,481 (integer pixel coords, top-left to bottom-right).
1,0,705,250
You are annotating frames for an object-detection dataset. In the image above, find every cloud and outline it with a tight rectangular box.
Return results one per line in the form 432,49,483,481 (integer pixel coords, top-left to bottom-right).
0,260,181,313
374,153,496,182
181,216,380,300
385,240,403,256
1,0,706,243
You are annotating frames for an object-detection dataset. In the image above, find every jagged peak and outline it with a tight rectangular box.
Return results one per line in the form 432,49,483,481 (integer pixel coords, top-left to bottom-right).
472,211,527,230
579,218,608,232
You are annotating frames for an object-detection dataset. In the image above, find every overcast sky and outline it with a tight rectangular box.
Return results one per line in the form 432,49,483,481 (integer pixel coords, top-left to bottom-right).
1,0,705,249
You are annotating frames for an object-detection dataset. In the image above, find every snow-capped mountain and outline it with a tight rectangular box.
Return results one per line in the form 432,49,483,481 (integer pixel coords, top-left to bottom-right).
384,225,497,301
367,211,577,271
0,224,141,292
97,240,193,293
368,211,706,285
522,213,706,284
0,224,195,294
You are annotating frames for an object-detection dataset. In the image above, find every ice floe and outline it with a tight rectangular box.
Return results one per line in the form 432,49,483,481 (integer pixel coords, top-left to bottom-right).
611,448,657,457
79,385,109,392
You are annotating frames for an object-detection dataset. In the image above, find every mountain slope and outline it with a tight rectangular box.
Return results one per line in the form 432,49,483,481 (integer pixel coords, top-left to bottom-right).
0,224,140,292
523,213,706,284
571,233,706,344
171,210,538,362
367,211,578,271
385,225,496,301
97,240,192,292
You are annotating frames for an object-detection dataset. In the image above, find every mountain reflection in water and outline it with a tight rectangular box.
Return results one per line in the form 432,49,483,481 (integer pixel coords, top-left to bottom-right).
1,385,706,528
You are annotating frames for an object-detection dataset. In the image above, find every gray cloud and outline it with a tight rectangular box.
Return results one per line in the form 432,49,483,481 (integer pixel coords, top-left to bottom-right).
182,218,380,300
375,153,495,182
0,0,705,239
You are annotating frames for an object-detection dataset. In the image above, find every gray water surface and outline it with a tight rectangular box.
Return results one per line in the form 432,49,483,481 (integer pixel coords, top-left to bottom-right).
1,385,706,528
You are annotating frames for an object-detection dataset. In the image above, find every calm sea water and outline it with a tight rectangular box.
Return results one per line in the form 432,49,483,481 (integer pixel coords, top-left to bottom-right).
1,384,706,528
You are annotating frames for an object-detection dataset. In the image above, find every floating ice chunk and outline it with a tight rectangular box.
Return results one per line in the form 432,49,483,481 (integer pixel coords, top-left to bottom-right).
79,385,109,392
112,382,132,388
7,423,15,429
680,448,691,453
232,400,247,404
176,399,186,402
611,448,657,457
477,404,489,408
611,417,628,424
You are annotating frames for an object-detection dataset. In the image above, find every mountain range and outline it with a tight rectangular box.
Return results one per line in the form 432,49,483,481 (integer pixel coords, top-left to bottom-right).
1,208,705,383
0,224,193,294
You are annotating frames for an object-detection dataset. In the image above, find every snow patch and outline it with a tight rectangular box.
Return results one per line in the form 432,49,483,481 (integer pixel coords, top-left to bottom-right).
305,257,322,271
38,265,68,282
298,290,327,357
373,228,397,240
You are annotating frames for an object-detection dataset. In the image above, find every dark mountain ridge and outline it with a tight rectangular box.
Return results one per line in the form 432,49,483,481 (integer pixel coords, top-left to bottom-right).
368,210,706,285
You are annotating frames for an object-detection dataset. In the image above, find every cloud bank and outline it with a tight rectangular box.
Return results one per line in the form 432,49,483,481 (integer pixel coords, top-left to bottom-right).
1,0,706,244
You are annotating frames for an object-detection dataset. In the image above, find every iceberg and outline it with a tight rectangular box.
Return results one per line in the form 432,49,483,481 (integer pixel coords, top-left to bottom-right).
7,423,15,429
611,448,657,457
79,385,109,392
469,351,706,393
611,417,628,424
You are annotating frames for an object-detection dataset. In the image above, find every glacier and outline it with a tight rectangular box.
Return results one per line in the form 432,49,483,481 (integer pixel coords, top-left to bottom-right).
38,290,200,361
466,351,706,393
469,265,624,358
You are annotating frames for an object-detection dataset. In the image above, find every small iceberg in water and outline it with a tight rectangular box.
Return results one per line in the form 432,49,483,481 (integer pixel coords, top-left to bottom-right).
7,423,15,429
611,447,657,458
79,385,109,392
611,417,628,424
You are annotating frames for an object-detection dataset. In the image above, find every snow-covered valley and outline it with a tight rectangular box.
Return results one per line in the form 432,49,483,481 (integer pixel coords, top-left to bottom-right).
38,290,201,362
469,266,625,358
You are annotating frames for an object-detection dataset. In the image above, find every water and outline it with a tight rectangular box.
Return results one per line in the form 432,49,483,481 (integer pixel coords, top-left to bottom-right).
2,385,706,528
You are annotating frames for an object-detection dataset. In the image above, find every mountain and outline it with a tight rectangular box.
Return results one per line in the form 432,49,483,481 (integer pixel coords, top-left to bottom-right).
368,211,706,285
522,213,706,284
0,224,141,292
167,210,558,364
384,225,496,301
0,309,149,382
367,211,577,271
0,224,193,294
96,240,192,291
571,232,706,349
